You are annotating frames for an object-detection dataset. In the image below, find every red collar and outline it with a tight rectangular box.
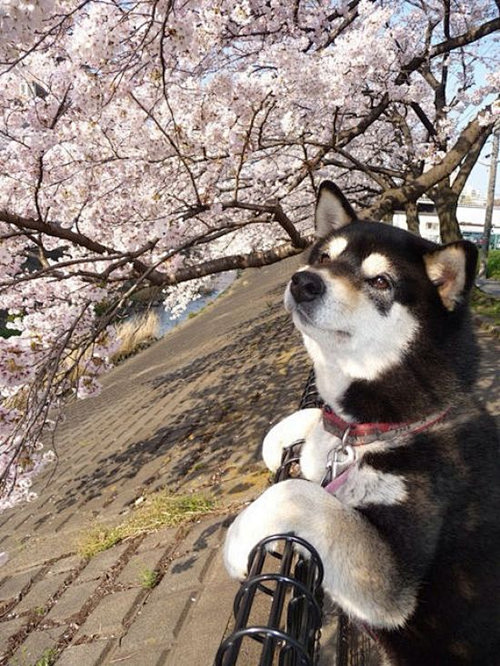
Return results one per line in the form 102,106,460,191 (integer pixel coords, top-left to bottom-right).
322,405,450,446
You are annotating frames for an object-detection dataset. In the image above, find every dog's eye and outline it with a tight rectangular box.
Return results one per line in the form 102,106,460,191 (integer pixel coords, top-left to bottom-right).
318,252,330,265
367,275,391,290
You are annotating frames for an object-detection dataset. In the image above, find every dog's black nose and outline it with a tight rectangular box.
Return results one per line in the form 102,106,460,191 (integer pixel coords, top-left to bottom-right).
290,271,325,303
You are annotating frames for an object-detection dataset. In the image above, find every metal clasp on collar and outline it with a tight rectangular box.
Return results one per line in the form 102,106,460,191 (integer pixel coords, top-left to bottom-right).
340,425,353,449
321,427,356,487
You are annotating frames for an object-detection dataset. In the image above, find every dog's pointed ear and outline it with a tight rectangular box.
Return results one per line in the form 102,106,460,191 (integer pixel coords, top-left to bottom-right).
315,181,357,238
423,241,478,311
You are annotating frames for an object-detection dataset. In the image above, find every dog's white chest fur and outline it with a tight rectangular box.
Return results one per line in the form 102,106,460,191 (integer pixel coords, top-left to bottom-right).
336,464,408,508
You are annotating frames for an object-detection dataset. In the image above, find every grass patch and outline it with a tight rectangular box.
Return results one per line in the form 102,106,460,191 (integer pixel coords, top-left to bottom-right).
77,492,215,559
111,310,160,363
471,287,500,327
487,250,500,279
34,649,58,666
78,525,124,559
139,567,160,589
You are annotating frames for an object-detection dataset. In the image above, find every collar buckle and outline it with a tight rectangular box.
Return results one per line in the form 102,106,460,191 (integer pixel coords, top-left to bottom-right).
322,437,356,487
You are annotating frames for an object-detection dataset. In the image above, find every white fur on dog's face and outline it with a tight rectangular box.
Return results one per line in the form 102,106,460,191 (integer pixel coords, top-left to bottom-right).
284,246,419,411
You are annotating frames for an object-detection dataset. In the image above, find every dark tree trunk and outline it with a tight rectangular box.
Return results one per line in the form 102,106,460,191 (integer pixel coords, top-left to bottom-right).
429,183,461,243
405,201,420,236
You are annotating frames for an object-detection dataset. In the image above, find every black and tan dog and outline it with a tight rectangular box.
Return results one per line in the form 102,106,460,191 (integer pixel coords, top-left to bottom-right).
224,182,500,665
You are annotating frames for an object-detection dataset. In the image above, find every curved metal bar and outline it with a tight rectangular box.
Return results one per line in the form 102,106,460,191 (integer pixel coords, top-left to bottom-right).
216,525,324,665
247,534,324,590
216,625,314,666
234,572,323,628
215,533,324,666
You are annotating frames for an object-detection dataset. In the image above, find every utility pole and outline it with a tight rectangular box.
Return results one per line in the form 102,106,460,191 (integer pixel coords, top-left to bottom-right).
479,120,500,278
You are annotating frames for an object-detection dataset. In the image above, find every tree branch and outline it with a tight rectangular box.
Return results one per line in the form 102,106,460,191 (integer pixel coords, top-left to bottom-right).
359,106,498,220
451,123,492,195
396,17,500,84
160,237,313,286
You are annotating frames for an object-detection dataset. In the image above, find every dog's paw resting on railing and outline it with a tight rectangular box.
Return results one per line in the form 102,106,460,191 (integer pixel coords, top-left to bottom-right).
261,407,339,484
223,478,417,631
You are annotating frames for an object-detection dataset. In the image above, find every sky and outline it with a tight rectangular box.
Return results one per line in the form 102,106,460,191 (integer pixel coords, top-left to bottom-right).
458,33,499,199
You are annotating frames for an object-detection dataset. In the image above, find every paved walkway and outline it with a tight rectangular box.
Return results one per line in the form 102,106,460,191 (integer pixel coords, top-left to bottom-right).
477,278,500,298
0,256,498,666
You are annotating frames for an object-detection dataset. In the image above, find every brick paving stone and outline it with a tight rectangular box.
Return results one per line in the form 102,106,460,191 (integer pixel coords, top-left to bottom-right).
0,536,71,578
76,495,119,517
115,589,196,653
180,517,226,553
102,490,144,517
56,640,112,666
165,554,239,666
0,567,42,604
15,571,67,614
0,617,25,655
77,588,144,639
117,548,165,588
47,555,84,575
136,528,177,554
77,544,128,583
0,531,17,554
46,579,100,622
153,551,211,596
105,644,170,666
53,512,78,534
10,626,64,666
9,512,32,532
0,511,12,529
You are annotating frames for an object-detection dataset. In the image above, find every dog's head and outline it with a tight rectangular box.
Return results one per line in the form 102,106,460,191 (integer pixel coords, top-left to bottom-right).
285,182,478,390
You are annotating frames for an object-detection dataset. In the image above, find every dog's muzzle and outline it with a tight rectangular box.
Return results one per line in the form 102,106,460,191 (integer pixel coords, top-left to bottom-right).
290,271,325,303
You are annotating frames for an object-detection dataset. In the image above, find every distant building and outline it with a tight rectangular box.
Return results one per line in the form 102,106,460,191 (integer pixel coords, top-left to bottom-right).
393,201,500,248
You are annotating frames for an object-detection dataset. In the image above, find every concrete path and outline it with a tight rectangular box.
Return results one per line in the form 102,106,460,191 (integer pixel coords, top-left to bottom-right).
477,278,500,298
0,255,498,666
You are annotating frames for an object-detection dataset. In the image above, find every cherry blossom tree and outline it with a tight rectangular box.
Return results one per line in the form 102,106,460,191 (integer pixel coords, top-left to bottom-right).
1,0,499,508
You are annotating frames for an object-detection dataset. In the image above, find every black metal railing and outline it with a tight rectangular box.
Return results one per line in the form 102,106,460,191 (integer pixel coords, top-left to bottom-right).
215,533,324,665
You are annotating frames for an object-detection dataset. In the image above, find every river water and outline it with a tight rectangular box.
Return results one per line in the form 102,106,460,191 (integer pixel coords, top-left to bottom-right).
157,270,237,336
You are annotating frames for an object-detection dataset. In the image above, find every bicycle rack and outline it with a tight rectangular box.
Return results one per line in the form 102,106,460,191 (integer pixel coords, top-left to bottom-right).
215,533,324,666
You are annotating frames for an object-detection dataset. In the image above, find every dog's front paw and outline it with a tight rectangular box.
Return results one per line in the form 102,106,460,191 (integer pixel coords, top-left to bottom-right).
223,480,301,579
262,408,322,472
223,478,334,580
